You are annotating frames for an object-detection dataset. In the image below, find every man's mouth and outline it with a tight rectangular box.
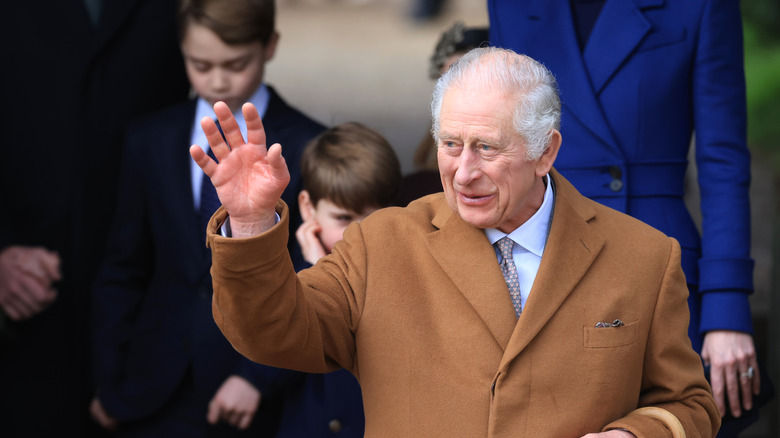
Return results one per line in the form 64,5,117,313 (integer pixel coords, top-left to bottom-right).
458,192,494,205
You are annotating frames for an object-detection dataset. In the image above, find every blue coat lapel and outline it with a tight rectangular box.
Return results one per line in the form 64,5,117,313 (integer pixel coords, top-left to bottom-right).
528,0,620,153
583,0,657,94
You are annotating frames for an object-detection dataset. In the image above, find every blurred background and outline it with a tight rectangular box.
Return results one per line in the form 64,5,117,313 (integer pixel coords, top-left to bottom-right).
266,0,780,436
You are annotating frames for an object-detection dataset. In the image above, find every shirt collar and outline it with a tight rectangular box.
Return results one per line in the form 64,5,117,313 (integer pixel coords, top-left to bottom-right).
484,173,554,257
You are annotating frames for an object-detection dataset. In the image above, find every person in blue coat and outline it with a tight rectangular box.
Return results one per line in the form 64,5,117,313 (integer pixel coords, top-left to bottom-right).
488,0,763,435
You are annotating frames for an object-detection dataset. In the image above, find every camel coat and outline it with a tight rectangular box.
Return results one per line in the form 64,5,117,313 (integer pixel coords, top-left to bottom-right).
207,170,719,437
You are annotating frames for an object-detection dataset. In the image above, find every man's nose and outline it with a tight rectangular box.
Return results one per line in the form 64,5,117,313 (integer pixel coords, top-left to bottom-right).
453,148,481,185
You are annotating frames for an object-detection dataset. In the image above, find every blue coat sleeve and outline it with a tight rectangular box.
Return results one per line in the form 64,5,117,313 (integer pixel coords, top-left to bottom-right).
693,0,754,334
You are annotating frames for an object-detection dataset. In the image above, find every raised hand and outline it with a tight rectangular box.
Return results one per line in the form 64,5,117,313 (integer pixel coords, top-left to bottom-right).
189,101,290,237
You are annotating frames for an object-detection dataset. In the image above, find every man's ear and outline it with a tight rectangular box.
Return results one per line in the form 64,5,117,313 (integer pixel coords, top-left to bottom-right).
298,190,315,221
263,31,280,63
535,129,561,177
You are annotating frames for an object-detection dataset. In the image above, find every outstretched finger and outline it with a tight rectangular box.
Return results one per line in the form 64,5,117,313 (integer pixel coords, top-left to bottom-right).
190,145,218,177
201,116,229,162
266,143,290,182
214,101,247,152
243,102,267,148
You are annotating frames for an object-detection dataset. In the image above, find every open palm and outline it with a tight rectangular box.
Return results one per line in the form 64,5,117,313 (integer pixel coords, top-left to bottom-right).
190,101,290,236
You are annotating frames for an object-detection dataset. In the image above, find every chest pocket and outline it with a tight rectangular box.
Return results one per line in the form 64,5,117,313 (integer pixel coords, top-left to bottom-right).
583,319,638,348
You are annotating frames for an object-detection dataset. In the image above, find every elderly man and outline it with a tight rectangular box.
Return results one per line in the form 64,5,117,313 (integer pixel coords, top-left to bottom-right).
190,48,719,437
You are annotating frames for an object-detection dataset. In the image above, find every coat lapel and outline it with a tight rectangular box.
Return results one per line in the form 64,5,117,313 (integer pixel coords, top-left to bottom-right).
426,202,518,351
527,0,620,153
499,170,605,369
583,0,656,94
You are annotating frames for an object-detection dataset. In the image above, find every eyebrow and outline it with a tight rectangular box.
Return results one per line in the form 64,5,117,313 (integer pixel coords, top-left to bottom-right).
438,132,504,146
185,54,252,65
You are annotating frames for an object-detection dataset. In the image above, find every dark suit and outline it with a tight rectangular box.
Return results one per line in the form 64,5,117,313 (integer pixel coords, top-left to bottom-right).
265,368,365,437
92,87,324,435
0,1,189,436
488,0,754,353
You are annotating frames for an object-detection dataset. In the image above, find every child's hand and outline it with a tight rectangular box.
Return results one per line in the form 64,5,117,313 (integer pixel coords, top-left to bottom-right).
207,375,260,430
296,219,327,265
89,396,118,431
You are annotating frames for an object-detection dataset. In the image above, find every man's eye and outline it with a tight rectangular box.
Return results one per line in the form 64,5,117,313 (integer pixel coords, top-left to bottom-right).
441,141,462,155
478,143,498,157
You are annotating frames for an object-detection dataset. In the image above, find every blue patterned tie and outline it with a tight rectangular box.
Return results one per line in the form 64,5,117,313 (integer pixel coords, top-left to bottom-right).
496,237,522,317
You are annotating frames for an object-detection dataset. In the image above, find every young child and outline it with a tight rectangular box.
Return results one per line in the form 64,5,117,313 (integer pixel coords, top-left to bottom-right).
275,122,401,437
296,122,402,267
89,0,324,436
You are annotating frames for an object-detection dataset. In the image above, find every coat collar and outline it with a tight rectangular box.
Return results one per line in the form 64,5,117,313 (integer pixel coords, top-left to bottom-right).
427,201,518,352
425,170,604,356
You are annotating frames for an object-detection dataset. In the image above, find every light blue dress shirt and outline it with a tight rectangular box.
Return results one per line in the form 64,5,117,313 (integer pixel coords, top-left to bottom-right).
484,174,554,313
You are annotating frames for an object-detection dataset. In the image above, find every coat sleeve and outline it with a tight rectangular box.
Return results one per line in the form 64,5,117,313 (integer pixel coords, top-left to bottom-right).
209,201,364,375
605,238,720,437
693,0,754,334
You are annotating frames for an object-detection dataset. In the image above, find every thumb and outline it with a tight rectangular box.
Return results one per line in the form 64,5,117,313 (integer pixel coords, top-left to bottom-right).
206,398,221,425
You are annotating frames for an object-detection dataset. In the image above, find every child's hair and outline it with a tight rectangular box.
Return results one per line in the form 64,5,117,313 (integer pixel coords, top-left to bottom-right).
301,122,402,213
177,0,276,46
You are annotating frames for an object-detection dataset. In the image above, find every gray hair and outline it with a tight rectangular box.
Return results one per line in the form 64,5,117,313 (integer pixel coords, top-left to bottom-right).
430,47,561,160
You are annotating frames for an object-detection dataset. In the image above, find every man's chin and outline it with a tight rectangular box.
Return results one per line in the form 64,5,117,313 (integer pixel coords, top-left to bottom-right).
456,209,497,230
